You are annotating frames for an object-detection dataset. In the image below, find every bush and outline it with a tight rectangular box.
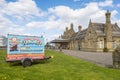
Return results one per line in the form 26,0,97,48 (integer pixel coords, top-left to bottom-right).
103,48,109,52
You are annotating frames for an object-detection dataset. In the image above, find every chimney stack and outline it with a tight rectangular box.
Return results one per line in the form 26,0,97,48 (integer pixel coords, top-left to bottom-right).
105,10,112,43
105,10,111,24
70,23,73,29
66,27,68,31
78,25,82,32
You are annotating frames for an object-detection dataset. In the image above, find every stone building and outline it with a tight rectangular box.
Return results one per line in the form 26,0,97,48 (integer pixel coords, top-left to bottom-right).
51,11,120,52
51,23,74,49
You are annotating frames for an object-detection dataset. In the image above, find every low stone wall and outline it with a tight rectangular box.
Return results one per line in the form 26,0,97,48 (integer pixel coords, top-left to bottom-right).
112,45,120,69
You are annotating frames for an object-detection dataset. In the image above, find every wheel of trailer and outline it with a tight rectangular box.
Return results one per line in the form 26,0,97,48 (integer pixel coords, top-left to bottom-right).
22,59,32,67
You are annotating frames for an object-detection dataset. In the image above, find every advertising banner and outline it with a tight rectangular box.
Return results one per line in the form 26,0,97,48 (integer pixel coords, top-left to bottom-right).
6,34,45,61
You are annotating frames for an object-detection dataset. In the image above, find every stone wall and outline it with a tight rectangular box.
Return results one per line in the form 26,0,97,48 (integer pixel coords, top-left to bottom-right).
112,45,120,69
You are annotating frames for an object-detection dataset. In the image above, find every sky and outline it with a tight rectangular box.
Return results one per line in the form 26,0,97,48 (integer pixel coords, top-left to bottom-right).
0,0,120,43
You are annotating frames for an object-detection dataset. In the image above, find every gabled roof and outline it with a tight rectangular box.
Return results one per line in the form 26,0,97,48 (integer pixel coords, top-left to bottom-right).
69,29,87,41
50,38,69,43
91,23,120,37
75,29,87,40
112,23,120,31
92,23,105,36
69,32,78,40
112,24,120,36
70,22,120,41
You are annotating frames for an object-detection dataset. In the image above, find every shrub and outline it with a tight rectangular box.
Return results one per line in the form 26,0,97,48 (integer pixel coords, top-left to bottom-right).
103,48,109,52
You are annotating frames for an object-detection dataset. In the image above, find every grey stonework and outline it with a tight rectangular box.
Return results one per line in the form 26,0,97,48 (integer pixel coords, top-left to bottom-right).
113,45,120,69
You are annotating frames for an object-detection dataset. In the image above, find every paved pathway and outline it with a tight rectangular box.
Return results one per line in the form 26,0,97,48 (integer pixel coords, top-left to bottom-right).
62,50,113,67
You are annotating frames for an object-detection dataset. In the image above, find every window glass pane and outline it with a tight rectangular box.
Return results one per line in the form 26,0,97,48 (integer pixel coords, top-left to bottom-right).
100,40,102,48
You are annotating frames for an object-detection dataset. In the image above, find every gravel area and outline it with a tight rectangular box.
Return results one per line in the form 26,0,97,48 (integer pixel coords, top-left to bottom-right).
62,50,113,67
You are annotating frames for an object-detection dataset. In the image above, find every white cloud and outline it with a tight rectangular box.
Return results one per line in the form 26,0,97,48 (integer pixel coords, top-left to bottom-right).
90,10,106,23
117,20,120,27
98,0,113,7
0,0,43,35
0,17,26,35
73,0,82,2
26,19,63,30
48,15,56,21
48,3,101,29
1,0,45,21
47,34,60,42
0,0,6,7
110,10,119,24
111,10,118,17
117,4,120,7
0,13,18,34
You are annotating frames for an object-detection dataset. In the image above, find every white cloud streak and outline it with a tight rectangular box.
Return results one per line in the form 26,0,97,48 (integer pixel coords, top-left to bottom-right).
98,0,113,7
4,0,41,16
73,0,82,2
117,4,120,7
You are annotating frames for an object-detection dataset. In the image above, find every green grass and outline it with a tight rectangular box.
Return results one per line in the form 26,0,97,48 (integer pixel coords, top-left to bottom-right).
0,49,120,80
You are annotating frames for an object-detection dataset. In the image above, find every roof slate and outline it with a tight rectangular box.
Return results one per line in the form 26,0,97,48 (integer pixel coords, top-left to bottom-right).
69,23,120,41
92,23,120,36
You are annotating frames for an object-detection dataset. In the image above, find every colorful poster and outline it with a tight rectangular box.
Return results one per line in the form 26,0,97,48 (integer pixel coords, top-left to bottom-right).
7,34,44,54
6,34,45,61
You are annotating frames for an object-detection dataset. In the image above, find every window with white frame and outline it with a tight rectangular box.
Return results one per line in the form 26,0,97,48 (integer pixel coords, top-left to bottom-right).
100,40,103,48
112,41,116,48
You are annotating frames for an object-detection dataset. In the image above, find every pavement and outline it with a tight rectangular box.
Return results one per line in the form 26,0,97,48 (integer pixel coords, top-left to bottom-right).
61,50,113,67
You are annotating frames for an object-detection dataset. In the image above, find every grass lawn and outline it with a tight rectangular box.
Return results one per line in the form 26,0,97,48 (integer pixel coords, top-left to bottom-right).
0,49,120,80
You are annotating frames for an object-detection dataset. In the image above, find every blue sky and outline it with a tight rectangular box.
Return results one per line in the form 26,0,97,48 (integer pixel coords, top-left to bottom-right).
0,0,120,42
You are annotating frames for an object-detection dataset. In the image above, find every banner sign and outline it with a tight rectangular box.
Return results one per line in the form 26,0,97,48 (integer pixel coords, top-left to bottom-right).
6,34,44,61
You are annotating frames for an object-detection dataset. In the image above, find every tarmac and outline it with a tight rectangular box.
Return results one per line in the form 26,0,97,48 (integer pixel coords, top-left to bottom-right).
61,50,113,68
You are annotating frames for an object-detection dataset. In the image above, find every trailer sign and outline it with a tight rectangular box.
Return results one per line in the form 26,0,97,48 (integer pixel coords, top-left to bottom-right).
6,34,45,61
